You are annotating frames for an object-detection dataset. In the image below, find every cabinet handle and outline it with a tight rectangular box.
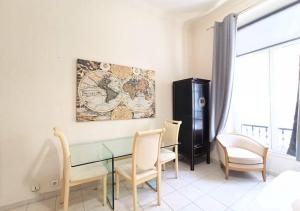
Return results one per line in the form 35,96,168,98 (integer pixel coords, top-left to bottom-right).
199,97,205,107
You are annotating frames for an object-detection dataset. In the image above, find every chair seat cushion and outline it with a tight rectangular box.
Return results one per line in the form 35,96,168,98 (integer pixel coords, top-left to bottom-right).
227,147,263,165
160,148,176,163
115,158,132,168
70,162,108,182
116,163,157,181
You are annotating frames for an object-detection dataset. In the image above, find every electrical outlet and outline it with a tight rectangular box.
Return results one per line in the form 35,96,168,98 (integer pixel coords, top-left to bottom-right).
50,179,58,187
31,185,40,192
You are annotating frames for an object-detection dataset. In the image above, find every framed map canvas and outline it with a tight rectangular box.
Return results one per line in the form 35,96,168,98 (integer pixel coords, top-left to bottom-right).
76,59,155,121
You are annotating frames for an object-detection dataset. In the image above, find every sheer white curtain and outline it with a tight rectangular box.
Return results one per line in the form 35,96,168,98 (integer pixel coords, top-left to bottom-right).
225,2,300,157
226,39,300,156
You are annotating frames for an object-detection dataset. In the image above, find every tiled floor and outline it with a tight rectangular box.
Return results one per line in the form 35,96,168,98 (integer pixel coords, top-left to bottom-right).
5,161,274,211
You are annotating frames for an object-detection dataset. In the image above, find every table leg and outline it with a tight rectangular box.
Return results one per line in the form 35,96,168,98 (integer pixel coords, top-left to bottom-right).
105,157,115,209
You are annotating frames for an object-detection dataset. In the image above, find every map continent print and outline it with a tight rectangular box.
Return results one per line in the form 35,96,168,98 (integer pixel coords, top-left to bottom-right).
76,59,155,121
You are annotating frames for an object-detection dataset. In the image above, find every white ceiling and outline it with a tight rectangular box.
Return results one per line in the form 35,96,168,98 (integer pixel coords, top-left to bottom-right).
141,0,230,16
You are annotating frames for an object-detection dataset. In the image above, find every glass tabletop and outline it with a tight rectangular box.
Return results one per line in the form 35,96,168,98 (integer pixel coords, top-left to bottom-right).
102,137,133,158
69,137,133,167
69,136,178,167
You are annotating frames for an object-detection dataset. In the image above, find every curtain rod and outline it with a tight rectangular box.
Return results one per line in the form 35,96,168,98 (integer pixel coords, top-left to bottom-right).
205,1,265,31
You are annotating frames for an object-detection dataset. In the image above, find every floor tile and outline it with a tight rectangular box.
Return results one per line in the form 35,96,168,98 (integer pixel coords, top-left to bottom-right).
135,186,158,206
181,203,203,211
177,184,205,201
229,182,264,211
165,176,190,190
179,169,204,183
115,195,143,211
209,180,258,206
161,166,177,179
56,190,84,211
160,181,175,196
142,200,172,211
193,195,227,211
82,186,105,210
192,175,224,194
86,205,112,211
116,181,132,199
162,191,191,210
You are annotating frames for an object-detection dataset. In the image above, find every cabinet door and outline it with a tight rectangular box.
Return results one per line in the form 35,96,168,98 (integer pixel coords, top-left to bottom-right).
193,82,209,147
202,83,210,145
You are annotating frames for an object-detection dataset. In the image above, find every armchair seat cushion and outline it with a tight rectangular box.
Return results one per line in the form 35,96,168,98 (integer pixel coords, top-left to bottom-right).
227,147,263,165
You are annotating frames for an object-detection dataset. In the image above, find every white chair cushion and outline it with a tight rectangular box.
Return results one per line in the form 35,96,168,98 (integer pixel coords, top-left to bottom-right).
116,163,157,181
70,162,108,182
160,148,176,163
227,147,263,165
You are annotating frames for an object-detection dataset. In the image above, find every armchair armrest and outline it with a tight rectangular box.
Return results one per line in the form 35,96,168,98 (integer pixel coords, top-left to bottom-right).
237,135,268,157
217,133,268,157
216,139,229,165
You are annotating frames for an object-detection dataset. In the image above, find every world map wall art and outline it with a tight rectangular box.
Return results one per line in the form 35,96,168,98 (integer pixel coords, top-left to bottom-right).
76,59,155,121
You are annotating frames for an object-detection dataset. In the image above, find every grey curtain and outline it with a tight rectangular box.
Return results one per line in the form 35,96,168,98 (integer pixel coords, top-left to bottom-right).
287,60,300,161
210,14,237,141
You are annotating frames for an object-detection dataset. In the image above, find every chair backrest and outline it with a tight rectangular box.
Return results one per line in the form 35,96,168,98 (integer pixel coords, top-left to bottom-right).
132,129,164,173
53,127,71,180
216,133,265,156
161,120,182,147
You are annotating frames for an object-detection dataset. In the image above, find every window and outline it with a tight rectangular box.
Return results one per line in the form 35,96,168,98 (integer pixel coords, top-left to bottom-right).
227,39,300,154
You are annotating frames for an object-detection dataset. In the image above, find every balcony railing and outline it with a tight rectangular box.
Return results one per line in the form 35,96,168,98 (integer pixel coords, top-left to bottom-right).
241,124,269,139
278,127,293,141
241,124,293,150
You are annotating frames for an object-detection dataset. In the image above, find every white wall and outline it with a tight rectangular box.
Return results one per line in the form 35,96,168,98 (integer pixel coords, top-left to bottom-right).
0,0,187,206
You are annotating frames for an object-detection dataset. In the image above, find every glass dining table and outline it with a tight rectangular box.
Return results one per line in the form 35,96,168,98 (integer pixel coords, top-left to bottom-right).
69,136,176,209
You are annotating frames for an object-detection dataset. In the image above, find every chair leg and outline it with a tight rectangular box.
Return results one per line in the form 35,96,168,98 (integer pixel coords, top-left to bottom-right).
162,164,166,171
116,173,120,200
102,175,107,206
132,182,138,211
175,146,179,178
157,174,161,206
63,183,70,211
262,169,266,182
60,179,65,204
225,166,229,180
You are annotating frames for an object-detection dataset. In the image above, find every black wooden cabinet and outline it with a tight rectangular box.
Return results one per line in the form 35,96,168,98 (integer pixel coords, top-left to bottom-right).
173,78,210,170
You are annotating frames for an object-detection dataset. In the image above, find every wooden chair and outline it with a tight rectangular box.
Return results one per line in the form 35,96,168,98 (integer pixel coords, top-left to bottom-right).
160,120,182,178
115,129,165,211
216,133,268,181
53,127,108,211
